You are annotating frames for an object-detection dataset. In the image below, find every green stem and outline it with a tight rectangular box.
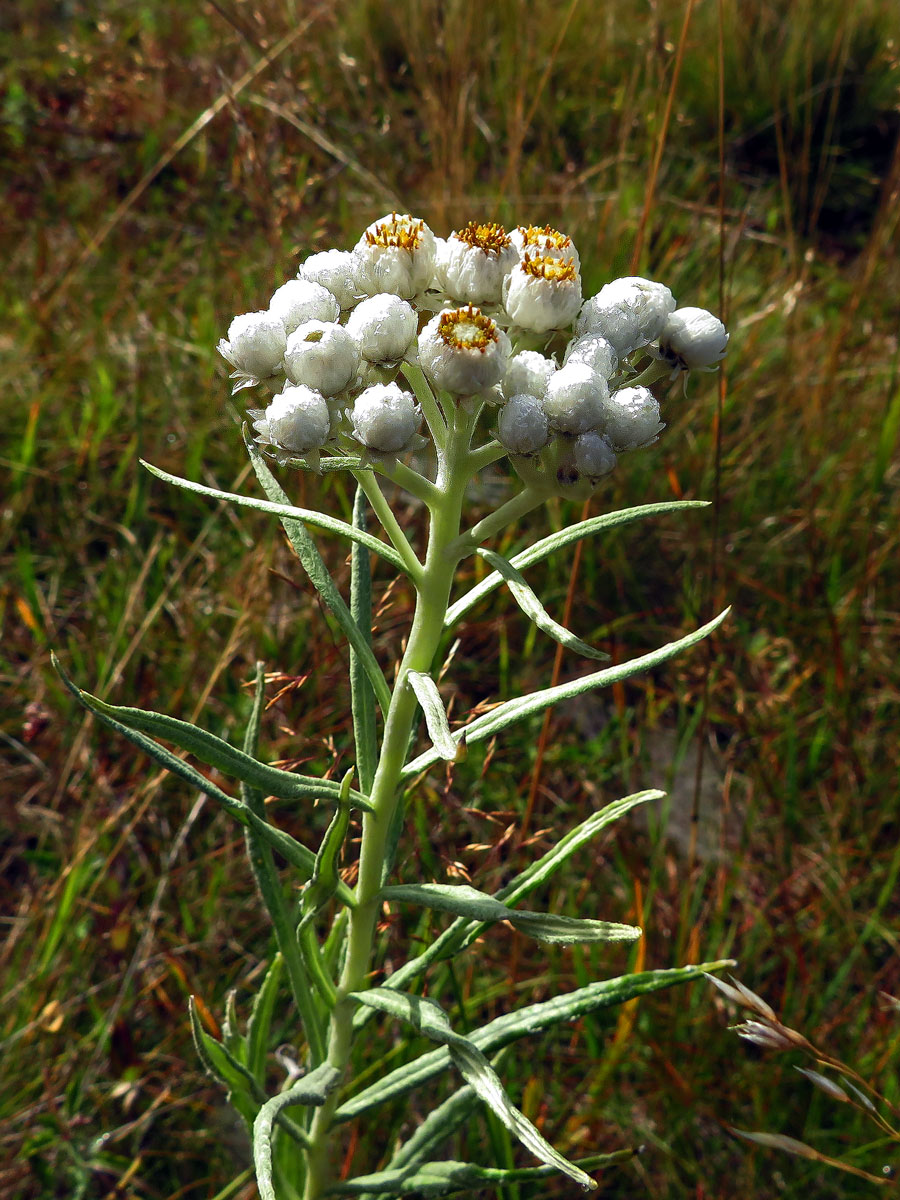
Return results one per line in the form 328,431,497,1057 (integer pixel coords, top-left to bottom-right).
467,438,508,474
301,403,478,1199
448,486,545,559
350,469,424,583
628,357,673,387
401,361,448,448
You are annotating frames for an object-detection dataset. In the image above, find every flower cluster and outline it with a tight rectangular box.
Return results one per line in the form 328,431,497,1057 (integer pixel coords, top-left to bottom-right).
218,212,728,490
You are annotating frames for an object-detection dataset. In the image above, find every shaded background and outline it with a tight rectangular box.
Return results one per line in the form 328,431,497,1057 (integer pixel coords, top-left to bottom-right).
2,0,899,1196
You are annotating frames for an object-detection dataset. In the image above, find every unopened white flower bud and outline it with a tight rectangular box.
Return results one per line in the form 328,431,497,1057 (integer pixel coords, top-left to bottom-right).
575,277,676,356
601,385,664,451
510,224,580,271
217,312,286,387
350,383,419,453
283,321,359,396
502,350,557,401
434,221,518,304
563,332,619,380
253,385,331,453
355,212,436,299
503,254,582,333
573,430,617,479
298,249,363,310
497,393,550,455
418,306,510,396
658,307,729,370
269,279,340,334
345,293,417,363
541,362,608,434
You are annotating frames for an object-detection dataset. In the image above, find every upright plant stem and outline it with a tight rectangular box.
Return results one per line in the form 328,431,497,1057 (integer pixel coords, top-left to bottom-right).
302,404,478,1199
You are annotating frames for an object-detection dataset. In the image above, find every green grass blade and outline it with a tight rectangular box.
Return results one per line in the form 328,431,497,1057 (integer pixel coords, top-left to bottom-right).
381,883,640,945
349,990,594,1190
444,500,710,629
402,609,730,779
338,961,733,1122
476,548,611,661
350,485,378,794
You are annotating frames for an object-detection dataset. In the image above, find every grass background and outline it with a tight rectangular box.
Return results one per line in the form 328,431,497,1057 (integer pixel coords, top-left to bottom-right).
2,0,899,1196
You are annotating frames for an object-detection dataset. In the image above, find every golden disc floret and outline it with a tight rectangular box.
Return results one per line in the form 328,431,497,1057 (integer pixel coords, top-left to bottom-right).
454,220,511,254
437,305,500,353
520,253,578,283
363,212,426,252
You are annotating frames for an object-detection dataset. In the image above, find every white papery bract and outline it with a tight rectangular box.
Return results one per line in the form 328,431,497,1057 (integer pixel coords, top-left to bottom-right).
510,224,581,272
350,383,420,453
217,311,286,389
501,350,557,401
601,385,664,451
575,277,676,357
345,293,417,364
658,307,729,371
563,332,619,381
418,306,510,396
573,430,618,479
503,254,582,333
497,393,551,455
284,321,360,396
434,221,518,304
269,279,340,334
252,385,331,454
298,249,363,311
355,213,436,299
541,362,608,434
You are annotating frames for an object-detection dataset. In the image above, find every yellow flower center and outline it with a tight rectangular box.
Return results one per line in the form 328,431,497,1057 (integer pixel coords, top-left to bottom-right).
520,253,578,282
438,305,498,352
519,224,572,253
454,220,511,254
364,212,425,252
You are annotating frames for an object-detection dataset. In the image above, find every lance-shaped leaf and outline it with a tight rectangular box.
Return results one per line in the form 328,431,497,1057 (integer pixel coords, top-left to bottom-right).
69,686,373,811
350,989,595,1191
244,433,392,715
401,609,730,780
354,791,659,1025
445,500,709,630
408,672,460,762
331,1151,635,1196
381,883,640,946
475,548,610,661
253,1064,341,1200
246,954,284,1085
299,770,353,932
190,996,262,1127
53,655,356,909
338,960,734,1121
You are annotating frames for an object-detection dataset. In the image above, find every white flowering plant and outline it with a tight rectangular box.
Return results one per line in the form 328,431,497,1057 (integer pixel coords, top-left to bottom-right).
56,213,733,1198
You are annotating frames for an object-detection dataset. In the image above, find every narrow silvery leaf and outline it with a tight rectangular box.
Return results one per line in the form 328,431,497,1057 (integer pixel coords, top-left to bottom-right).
338,960,734,1121
351,485,378,794
476,548,610,661
408,672,459,761
333,1154,633,1195
246,954,284,1085
381,883,640,945
444,500,709,629
299,770,353,930
244,433,392,716
401,609,730,780
253,1064,341,1200
350,989,594,1191
142,456,408,575
189,996,261,1129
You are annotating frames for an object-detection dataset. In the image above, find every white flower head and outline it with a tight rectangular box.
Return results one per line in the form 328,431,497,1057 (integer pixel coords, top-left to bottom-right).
510,224,580,272
501,350,557,401
251,385,331,455
601,385,664,451
350,382,420,453
497,393,551,456
572,430,617,479
502,253,582,333
345,293,417,364
541,361,608,434
417,306,511,396
575,277,676,356
217,311,286,391
658,307,729,371
269,278,340,334
355,212,436,299
563,332,619,380
434,221,518,304
283,321,360,396
298,249,364,310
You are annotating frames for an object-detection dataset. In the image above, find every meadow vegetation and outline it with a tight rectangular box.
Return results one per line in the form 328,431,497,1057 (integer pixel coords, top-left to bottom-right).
2,0,899,1196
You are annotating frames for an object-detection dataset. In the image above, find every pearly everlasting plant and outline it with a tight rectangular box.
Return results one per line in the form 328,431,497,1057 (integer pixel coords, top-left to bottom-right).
58,212,733,1199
